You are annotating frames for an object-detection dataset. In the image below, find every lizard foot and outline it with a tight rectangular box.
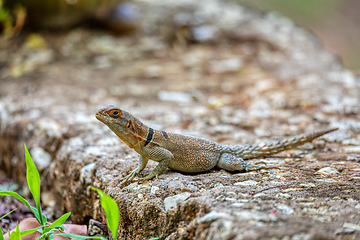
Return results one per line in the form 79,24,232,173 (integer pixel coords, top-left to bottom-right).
120,168,141,184
138,172,158,182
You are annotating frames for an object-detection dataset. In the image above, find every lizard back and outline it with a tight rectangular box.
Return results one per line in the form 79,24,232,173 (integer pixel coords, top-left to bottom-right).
148,129,225,172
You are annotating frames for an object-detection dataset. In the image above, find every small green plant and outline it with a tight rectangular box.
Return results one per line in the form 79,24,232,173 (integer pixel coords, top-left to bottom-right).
0,209,16,239
7,222,20,240
58,187,119,240
0,144,71,239
91,187,119,240
0,144,120,240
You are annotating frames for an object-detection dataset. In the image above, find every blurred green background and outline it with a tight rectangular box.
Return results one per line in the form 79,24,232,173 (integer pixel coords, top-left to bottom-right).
238,0,360,72
1,0,359,72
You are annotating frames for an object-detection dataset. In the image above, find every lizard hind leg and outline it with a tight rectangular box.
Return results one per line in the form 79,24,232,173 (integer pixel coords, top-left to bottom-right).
217,153,263,172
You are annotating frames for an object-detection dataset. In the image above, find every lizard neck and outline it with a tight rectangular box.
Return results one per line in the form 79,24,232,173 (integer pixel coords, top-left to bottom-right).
109,116,149,149
132,116,151,140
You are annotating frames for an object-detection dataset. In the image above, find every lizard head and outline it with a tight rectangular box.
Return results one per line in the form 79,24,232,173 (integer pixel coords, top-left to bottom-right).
95,105,135,136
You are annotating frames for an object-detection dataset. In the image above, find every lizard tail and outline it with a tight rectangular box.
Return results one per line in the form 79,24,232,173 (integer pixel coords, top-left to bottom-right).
229,128,338,160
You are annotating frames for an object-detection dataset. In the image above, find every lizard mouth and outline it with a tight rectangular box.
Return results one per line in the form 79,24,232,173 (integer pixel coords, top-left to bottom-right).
95,112,107,123
95,112,101,119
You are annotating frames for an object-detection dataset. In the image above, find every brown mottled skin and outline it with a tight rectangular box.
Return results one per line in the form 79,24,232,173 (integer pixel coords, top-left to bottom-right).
95,105,338,183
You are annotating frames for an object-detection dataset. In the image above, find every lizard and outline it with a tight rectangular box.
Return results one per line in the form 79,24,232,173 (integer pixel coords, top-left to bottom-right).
95,105,338,183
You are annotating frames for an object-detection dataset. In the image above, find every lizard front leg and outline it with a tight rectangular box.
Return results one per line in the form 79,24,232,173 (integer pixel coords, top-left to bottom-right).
139,146,174,181
121,155,148,184
139,158,170,181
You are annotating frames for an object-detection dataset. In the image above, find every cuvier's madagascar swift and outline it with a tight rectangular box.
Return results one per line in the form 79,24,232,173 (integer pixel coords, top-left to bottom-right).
96,105,337,183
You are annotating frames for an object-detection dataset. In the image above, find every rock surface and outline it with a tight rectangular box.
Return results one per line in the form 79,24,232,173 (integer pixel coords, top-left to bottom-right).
1,0,360,239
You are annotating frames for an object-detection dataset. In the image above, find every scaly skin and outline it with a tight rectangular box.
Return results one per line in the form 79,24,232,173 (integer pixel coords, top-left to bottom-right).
95,105,338,183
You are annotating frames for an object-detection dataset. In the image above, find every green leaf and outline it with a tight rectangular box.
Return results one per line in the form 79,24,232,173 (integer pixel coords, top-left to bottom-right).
30,206,43,224
0,191,32,209
48,224,66,232
49,212,71,228
41,226,62,235
91,187,119,240
41,213,47,225
0,191,41,222
0,208,16,220
41,227,51,235
0,226,4,240
38,232,46,240
24,144,45,225
20,226,42,236
57,225,66,232
57,233,107,240
39,230,56,240
8,222,21,240
0,192,45,225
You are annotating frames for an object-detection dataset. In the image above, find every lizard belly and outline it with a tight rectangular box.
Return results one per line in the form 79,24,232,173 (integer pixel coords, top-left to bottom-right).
169,150,221,173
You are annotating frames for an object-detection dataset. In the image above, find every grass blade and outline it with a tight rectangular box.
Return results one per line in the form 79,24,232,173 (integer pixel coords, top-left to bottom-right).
0,191,36,213
0,226,4,240
0,191,32,209
0,208,16,220
0,191,45,223
24,144,44,225
20,226,42,236
8,222,21,240
30,206,45,224
91,187,119,240
0,191,44,224
49,212,71,227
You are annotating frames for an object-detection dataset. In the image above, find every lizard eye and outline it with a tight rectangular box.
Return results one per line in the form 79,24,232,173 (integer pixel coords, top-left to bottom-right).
108,109,121,117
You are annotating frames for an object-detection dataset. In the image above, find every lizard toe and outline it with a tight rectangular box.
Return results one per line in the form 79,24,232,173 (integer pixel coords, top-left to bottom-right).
120,170,138,184
139,173,156,182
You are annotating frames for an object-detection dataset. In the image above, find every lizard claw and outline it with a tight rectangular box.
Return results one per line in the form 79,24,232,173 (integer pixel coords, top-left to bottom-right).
120,168,141,184
138,172,158,182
